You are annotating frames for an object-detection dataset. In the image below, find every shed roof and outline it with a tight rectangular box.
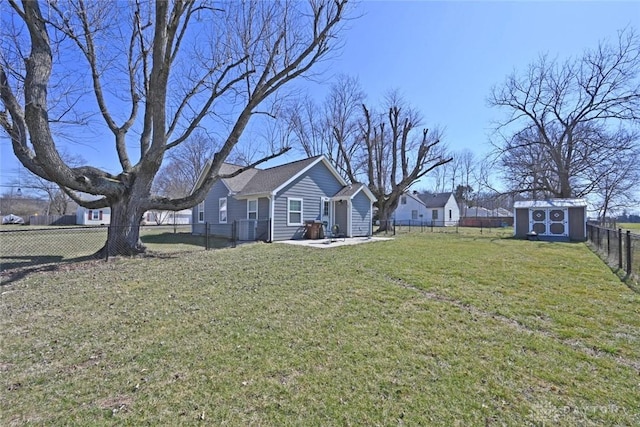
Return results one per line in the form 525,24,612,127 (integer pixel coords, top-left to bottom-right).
514,198,588,209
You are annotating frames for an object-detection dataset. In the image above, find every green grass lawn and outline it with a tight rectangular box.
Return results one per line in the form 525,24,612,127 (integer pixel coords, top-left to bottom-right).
618,222,640,232
1,231,639,425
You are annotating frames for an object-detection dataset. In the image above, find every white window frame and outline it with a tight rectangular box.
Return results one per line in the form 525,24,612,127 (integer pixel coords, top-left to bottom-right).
401,196,407,205
198,202,205,223
247,199,258,220
219,197,227,224
432,209,439,220
287,197,303,226
411,210,418,220
92,210,100,220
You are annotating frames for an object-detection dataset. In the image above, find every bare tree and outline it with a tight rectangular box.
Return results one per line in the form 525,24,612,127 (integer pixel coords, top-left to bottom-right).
591,142,640,223
489,29,640,199
287,80,451,231
153,130,217,198
355,92,451,230
1,0,350,255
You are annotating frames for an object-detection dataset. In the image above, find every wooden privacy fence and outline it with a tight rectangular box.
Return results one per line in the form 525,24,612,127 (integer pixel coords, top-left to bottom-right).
586,223,638,284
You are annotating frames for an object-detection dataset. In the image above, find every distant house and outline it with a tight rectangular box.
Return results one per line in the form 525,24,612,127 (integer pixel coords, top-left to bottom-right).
141,209,192,225
76,206,191,226
191,155,376,241
76,206,111,225
419,192,460,226
392,191,428,224
513,199,587,241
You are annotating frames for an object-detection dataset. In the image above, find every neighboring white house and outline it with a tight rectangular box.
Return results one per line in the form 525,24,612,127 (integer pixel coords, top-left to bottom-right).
393,191,428,224
76,207,111,225
392,191,460,226
420,192,460,226
141,209,192,225
76,207,191,225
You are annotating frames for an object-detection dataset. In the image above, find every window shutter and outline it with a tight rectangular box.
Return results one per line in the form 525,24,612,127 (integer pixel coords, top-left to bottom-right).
88,210,92,219
99,211,103,220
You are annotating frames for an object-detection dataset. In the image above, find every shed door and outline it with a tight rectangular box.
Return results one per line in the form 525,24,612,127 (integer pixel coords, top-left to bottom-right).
529,208,568,237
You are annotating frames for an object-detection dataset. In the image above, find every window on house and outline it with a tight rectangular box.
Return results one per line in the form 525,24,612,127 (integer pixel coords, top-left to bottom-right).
432,209,438,220
198,202,205,223
219,198,227,223
449,209,452,220
247,199,258,220
401,196,407,205
412,210,418,220
323,199,330,217
288,198,303,226
92,210,101,220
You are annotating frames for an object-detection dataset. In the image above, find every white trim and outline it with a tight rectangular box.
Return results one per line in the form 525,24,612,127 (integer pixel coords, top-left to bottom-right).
247,198,258,220
219,197,227,224
287,197,303,226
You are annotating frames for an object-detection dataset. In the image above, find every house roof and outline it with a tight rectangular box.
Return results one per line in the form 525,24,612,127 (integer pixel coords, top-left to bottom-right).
236,156,325,196
514,198,588,209
219,163,260,193
419,192,454,208
194,155,369,201
333,183,376,201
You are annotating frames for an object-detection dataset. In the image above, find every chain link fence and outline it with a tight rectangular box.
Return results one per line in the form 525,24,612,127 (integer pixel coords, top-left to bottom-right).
376,219,511,235
0,225,213,275
587,223,639,285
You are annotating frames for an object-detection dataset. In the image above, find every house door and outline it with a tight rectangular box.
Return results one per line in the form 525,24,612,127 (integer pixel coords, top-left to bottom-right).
529,208,568,237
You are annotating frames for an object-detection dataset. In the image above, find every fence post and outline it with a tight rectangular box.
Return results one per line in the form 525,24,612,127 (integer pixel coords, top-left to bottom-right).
393,219,396,236
626,231,632,277
618,228,623,270
205,223,209,250
606,229,611,257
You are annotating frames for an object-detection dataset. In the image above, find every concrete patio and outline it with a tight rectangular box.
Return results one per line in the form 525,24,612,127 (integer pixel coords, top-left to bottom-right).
276,236,393,248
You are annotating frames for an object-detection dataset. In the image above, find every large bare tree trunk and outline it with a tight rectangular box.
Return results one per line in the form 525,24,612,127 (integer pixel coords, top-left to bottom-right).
104,198,146,256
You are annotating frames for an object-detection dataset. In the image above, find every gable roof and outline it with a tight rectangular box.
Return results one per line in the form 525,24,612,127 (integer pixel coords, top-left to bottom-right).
219,163,260,193
333,182,376,202
400,192,427,206
193,155,356,198
236,156,328,197
419,192,454,208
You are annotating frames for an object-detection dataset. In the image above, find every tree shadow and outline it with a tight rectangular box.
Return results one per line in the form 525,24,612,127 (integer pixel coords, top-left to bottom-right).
0,254,101,286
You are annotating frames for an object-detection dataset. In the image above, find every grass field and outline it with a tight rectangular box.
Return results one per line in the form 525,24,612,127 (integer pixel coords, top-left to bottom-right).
618,222,640,232
1,230,639,425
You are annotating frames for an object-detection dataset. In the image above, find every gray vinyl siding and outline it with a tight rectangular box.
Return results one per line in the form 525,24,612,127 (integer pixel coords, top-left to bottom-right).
192,180,234,237
351,191,372,237
271,162,343,241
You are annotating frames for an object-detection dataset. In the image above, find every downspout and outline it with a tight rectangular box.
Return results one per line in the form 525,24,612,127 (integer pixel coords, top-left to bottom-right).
347,198,352,237
268,194,274,243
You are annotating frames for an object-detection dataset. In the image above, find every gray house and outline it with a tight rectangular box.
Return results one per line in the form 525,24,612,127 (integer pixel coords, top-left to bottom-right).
192,155,376,241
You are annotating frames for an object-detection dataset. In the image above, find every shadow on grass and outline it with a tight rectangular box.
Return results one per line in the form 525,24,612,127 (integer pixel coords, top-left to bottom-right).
141,232,231,249
0,254,102,286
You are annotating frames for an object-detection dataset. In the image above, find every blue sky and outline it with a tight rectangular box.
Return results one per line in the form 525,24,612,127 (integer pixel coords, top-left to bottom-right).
1,1,639,193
